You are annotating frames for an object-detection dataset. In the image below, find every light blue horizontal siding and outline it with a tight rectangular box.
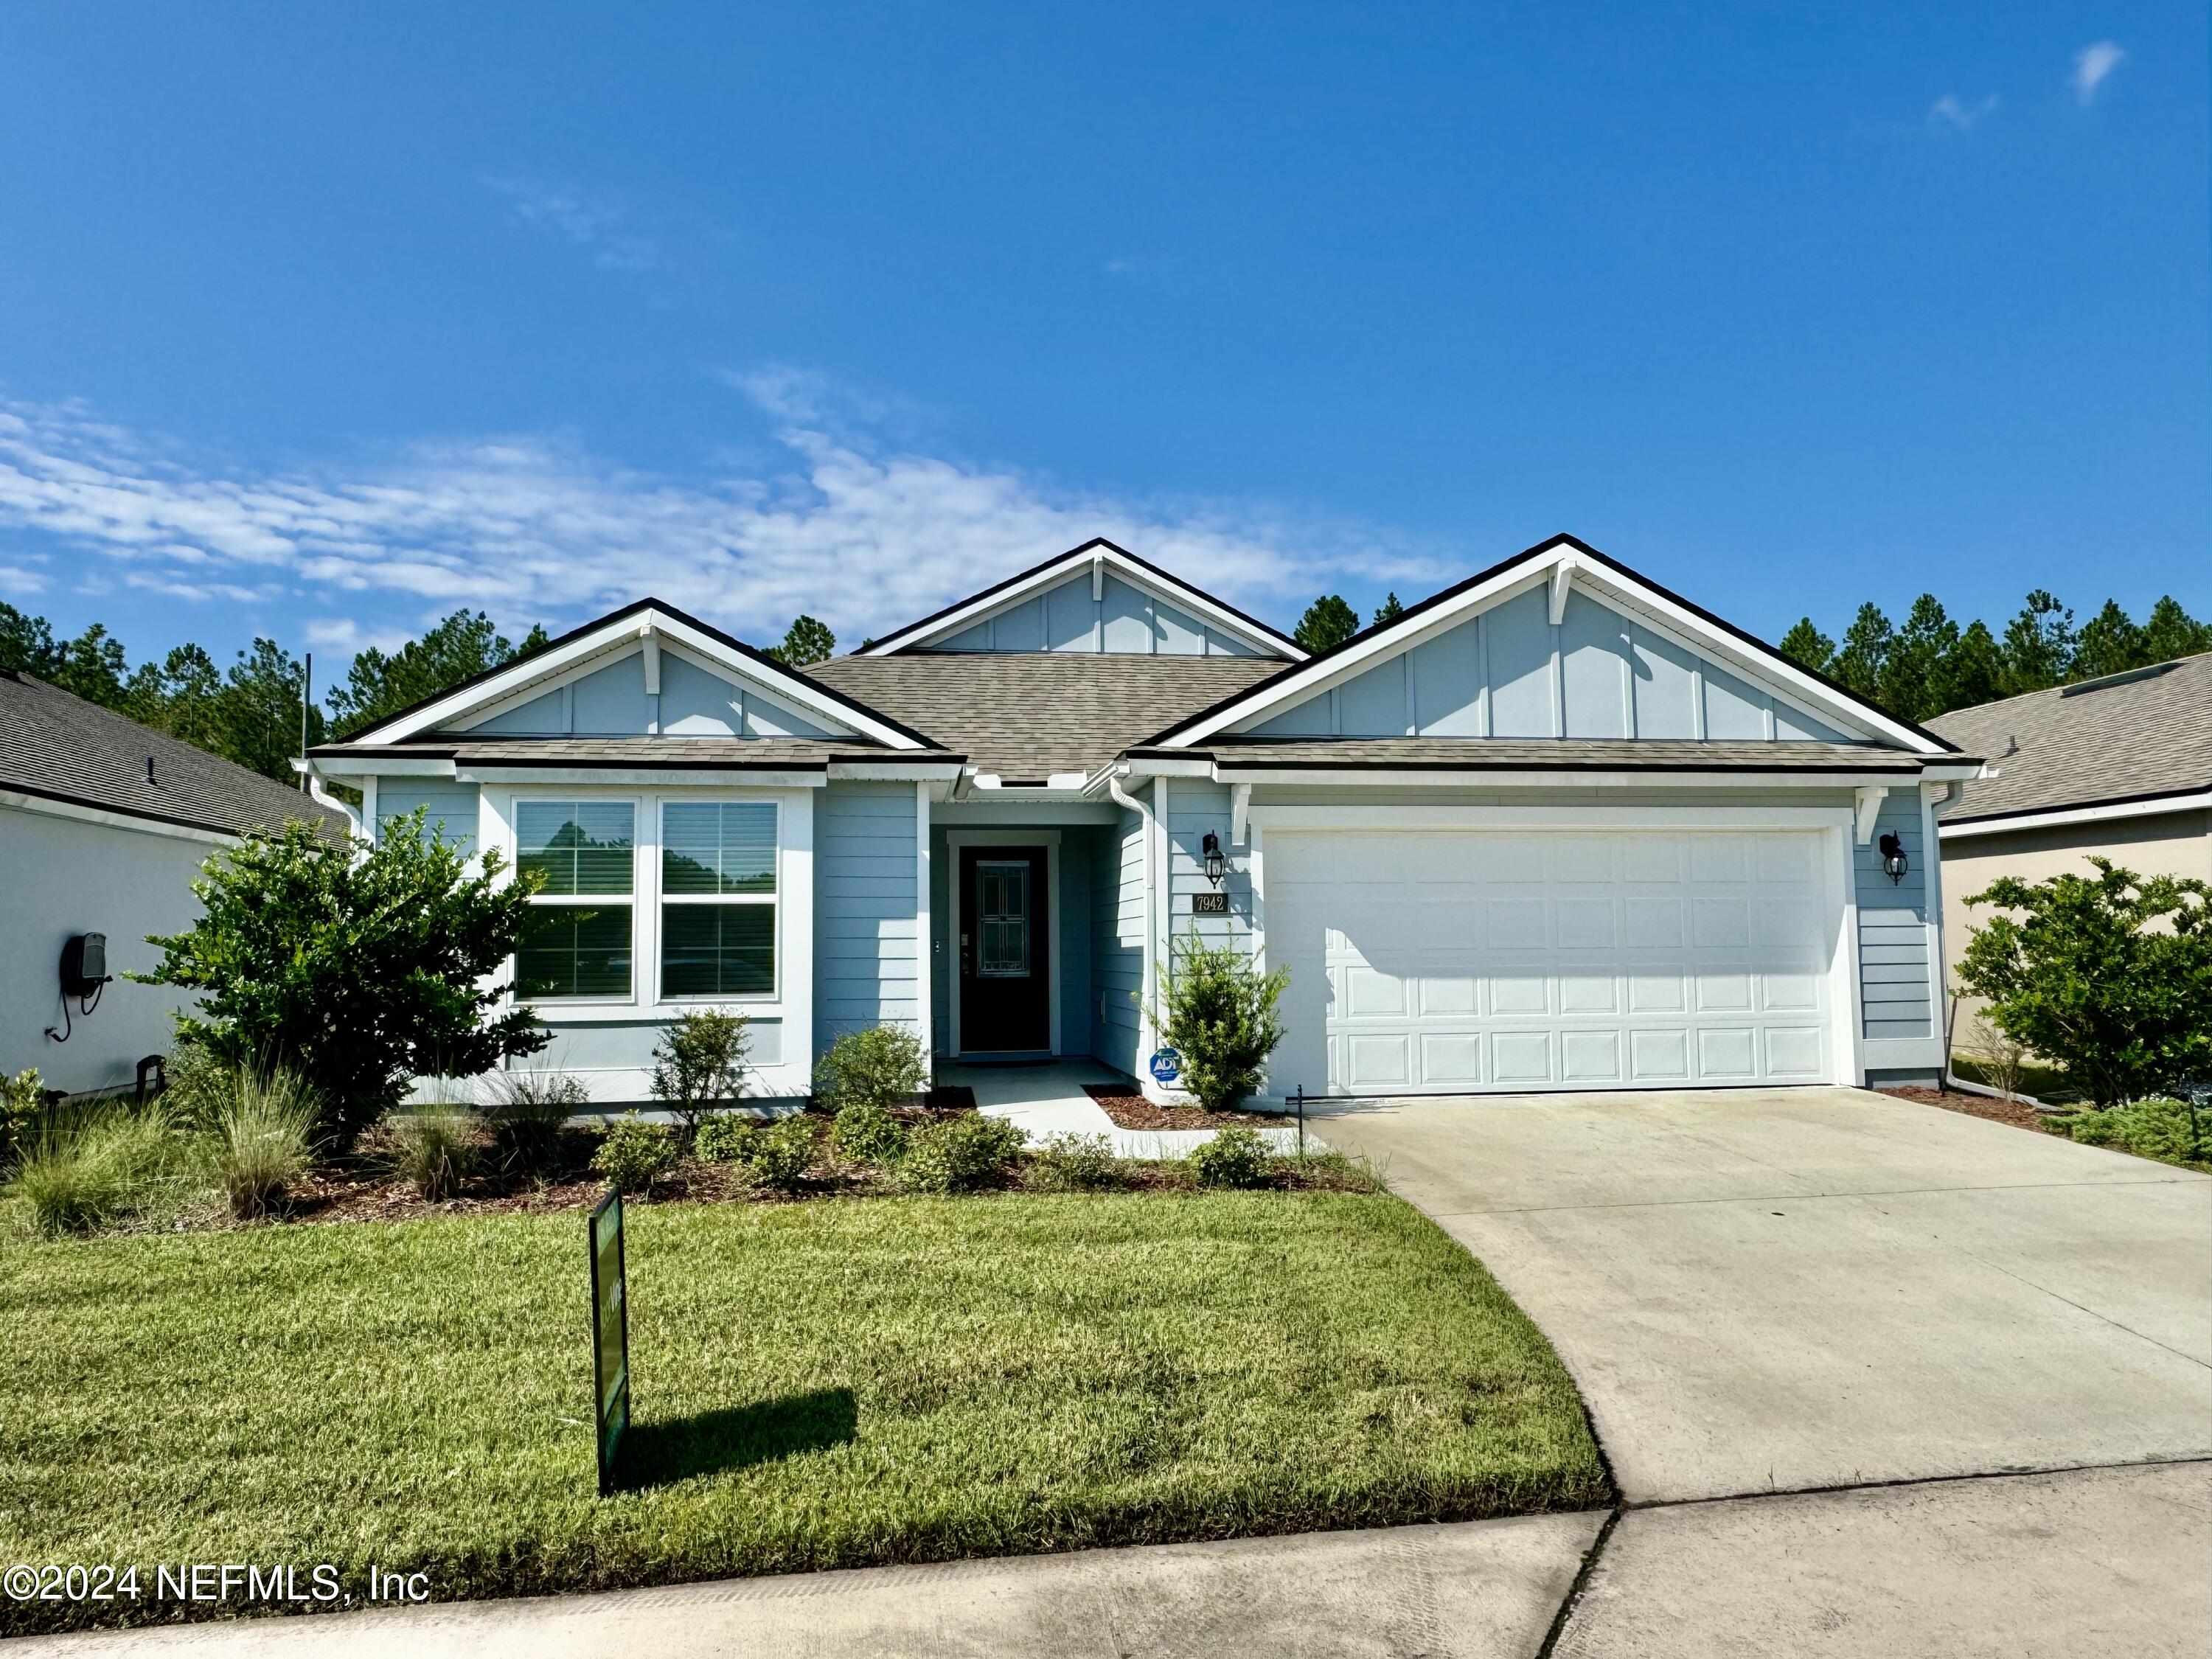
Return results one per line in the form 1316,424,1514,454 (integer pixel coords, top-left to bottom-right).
1091,807,1145,1076
375,780,479,852
1854,792,1933,1039
813,782,920,1057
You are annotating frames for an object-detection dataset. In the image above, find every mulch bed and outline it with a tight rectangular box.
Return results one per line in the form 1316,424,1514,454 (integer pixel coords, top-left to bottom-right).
1083,1083,1278,1130
1878,1086,2049,1134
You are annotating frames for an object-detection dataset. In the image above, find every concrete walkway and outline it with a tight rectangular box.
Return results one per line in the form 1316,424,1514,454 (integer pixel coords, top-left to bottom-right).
946,1059,1304,1158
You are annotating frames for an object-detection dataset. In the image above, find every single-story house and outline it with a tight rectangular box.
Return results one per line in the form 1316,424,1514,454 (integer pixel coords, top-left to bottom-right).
305,535,1984,1103
0,669,347,1094
1927,650,2211,1021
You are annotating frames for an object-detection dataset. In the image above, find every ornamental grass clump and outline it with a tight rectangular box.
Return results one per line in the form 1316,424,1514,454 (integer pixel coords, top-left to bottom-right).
10,1105,181,1237
200,1066,317,1220
1153,926,1290,1113
388,1107,476,1202
481,1071,588,1175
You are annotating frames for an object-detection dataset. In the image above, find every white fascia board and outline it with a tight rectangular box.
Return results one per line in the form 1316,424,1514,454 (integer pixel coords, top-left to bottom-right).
358,608,922,751
1120,755,1217,779
1210,766,1921,790
455,766,830,788
1163,539,1950,755
307,757,458,779
1938,787,2212,840
0,787,243,845
1250,802,1855,832
827,760,967,782
859,543,1304,660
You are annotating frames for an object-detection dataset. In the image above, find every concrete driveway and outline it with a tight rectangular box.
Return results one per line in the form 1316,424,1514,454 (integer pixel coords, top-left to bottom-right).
1316,1086,2212,1654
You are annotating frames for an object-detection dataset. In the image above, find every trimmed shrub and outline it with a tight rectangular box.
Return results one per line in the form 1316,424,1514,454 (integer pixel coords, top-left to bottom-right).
10,1105,180,1237
831,1102,908,1167
2050,1097,2210,1169
691,1112,757,1164
814,1025,930,1114
1188,1124,1273,1189
737,1113,821,1193
1154,926,1290,1113
1023,1132,1122,1192
389,1108,475,1201
649,1010,751,1142
591,1119,678,1194
900,1113,1026,1194
481,1071,588,1175
201,1066,317,1219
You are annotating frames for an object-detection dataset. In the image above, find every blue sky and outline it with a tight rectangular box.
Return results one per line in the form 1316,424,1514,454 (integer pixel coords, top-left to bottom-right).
0,3,2202,673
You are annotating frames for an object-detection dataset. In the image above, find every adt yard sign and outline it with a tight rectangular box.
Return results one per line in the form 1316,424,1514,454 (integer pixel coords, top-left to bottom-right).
1148,1048,1182,1085
588,1189,630,1496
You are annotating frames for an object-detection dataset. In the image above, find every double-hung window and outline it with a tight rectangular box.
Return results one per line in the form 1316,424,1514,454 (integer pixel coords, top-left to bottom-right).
661,801,777,998
515,801,636,1000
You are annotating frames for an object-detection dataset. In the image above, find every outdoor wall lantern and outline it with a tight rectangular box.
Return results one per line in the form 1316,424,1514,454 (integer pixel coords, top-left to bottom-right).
1878,832,1909,885
1200,832,1227,888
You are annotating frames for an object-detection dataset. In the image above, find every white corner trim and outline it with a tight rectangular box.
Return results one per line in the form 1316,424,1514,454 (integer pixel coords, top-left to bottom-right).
1937,787,2212,841
1855,785,1888,844
915,780,933,1062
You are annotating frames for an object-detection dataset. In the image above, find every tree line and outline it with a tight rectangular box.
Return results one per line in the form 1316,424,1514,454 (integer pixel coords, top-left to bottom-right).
0,602,838,783
1289,586,2211,726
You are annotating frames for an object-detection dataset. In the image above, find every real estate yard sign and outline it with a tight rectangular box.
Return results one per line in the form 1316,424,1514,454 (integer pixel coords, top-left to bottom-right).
588,1189,630,1496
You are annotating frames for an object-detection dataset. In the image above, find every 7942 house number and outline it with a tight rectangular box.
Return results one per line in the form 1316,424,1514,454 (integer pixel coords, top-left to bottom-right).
1189,892,1228,914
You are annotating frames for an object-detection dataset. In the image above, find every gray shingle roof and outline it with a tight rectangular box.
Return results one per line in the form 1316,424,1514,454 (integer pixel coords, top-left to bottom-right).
0,670,349,838
1148,738,1933,773
310,737,958,769
1926,652,2212,823
805,654,1286,779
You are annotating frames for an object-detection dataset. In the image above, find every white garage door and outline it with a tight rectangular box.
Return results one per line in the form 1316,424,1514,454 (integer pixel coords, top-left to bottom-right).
1265,829,1838,1095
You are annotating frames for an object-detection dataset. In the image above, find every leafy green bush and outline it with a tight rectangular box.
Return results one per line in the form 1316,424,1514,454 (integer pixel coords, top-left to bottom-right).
1023,1132,1122,1192
1958,859,2212,1105
2049,1097,2210,1170
591,1119,678,1194
649,1010,751,1142
1153,926,1290,1113
899,1113,1025,1194
10,1105,180,1237
1187,1125,1273,1189
200,1066,317,1219
735,1113,820,1193
691,1112,757,1164
136,813,546,1148
814,1024,929,1113
388,1109,476,1201
830,1102,908,1167
0,1067,46,1167
481,1071,587,1175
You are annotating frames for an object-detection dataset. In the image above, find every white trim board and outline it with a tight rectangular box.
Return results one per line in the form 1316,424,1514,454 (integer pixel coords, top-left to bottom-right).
859,540,1304,660
944,829,1064,1057
1938,787,2212,840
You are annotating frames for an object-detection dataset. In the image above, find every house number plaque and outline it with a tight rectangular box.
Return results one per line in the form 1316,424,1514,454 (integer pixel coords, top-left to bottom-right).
1190,891,1228,914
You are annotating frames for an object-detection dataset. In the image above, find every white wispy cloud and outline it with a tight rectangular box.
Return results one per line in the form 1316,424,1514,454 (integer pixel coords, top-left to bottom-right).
482,176,660,271
2070,41,2126,106
1928,93,1999,133
0,387,1448,649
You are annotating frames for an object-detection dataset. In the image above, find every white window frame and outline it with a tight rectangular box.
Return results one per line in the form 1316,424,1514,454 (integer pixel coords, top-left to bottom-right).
655,796,783,1006
510,793,644,1009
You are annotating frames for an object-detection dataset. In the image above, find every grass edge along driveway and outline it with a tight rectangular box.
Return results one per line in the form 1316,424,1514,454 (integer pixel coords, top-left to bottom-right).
1,1190,1607,1634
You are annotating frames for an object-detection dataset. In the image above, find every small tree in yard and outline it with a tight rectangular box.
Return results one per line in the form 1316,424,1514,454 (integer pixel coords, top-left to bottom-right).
136,813,546,1149
1957,859,2212,1107
1153,926,1290,1113
650,1009,751,1142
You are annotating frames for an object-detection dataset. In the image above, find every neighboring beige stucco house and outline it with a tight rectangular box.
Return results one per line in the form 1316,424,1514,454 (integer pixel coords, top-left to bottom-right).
1928,653,2212,1042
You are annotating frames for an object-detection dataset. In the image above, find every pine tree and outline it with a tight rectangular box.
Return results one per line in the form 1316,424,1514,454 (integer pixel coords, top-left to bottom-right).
1879,596,1958,724
2070,600,2147,682
1831,604,1894,703
2000,591,2075,695
1372,592,1405,627
2138,597,2212,666
1293,595,1360,654
324,610,541,740
765,614,835,667
1778,619,1834,675
1941,620,2005,713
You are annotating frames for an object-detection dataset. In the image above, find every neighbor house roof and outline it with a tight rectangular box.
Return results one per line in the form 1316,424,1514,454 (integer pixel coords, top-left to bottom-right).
1138,738,1935,775
0,669,348,839
1927,652,2212,826
806,653,1284,781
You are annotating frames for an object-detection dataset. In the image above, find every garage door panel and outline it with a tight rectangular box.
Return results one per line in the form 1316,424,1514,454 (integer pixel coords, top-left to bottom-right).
1269,829,1835,1097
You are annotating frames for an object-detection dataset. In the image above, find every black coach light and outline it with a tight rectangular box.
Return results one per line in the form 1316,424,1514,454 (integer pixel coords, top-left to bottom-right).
1878,832,1908,885
1201,831,1227,888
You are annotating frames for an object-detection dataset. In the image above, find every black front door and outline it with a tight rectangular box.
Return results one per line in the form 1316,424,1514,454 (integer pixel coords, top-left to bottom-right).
958,846,1050,1053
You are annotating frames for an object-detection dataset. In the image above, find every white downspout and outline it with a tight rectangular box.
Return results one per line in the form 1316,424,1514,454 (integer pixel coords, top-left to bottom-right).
1108,768,1158,1065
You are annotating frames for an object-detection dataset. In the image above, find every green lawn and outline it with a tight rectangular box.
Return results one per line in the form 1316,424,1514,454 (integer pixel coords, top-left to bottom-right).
0,1191,1606,1632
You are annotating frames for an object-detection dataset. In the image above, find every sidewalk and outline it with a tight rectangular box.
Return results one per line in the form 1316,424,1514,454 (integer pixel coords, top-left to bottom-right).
946,1059,1304,1158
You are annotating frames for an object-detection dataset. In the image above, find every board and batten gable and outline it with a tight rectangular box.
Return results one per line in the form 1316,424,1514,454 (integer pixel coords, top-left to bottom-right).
461,644,843,740
932,570,1263,657
1247,587,1854,742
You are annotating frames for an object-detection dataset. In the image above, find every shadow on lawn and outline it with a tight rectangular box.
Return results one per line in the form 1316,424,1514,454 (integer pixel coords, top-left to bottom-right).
616,1388,859,1491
